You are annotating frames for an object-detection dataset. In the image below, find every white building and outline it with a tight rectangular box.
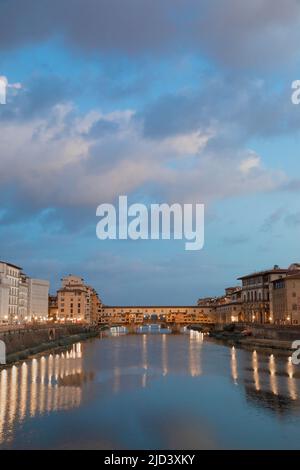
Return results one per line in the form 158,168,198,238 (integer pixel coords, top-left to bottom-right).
0,261,50,324
0,261,22,324
0,273,10,324
18,273,29,323
28,278,50,321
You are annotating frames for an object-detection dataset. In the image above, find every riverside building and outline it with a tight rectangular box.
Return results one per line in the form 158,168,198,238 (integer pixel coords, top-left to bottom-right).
57,275,102,323
238,264,300,324
0,261,49,324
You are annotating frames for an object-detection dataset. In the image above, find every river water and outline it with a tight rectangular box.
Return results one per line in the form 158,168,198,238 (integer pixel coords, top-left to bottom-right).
0,329,300,449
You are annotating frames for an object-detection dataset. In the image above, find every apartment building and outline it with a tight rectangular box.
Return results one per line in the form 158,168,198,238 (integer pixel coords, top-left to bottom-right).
238,263,300,324
272,273,300,324
213,288,242,323
90,289,102,324
57,275,101,323
0,261,50,324
18,273,29,323
28,278,50,321
0,261,21,324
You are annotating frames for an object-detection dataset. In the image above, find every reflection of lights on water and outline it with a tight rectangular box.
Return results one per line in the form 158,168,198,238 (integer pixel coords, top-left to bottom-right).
189,330,202,377
9,366,18,425
113,367,121,394
76,343,82,358
142,334,148,371
19,363,28,422
39,357,46,413
287,356,297,400
110,326,128,336
231,346,238,384
0,370,8,443
30,358,38,417
189,330,203,342
252,350,260,391
162,334,168,376
288,356,293,378
0,343,83,446
269,354,278,396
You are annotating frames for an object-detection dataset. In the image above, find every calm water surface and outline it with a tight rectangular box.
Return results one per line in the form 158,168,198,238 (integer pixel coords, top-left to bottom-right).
0,330,300,449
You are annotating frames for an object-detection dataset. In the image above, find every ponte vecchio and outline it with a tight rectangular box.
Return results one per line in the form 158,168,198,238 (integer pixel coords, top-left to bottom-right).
99,305,215,326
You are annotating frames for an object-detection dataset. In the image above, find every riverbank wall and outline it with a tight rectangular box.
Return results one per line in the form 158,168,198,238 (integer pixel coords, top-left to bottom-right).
0,324,99,365
210,323,300,352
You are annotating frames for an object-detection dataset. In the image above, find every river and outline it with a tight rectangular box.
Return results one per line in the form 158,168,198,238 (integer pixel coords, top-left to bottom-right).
0,328,300,449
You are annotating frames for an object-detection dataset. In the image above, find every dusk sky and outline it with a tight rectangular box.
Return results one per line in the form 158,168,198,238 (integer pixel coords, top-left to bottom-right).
1,0,300,305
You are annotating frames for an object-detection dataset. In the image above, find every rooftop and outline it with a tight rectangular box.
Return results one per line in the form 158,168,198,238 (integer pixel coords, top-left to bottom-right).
238,268,289,280
0,260,22,270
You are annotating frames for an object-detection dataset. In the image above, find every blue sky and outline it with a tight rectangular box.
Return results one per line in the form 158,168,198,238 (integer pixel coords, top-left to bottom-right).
1,0,300,305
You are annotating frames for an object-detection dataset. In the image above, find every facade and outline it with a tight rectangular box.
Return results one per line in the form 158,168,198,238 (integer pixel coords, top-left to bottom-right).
48,295,58,322
57,275,100,323
99,305,214,325
18,273,29,323
90,289,102,324
210,287,242,324
0,272,10,324
272,274,300,324
28,278,50,321
238,264,300,324
0,261,50,324
0,261,22,324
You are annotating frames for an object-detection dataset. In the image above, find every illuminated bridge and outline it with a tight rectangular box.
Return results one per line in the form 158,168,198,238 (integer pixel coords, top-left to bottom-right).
99,305,215,327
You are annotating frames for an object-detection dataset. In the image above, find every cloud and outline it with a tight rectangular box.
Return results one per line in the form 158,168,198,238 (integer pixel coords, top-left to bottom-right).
223,235,249,245
139,77,300,144
0,75,74,121
0,90,285,231
1,1,300,71
285,211,300,227
260,207,286,232
239,153,260,174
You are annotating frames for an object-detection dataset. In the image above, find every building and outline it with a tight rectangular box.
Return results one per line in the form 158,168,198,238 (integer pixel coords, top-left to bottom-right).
18,273,29,323
99,305,214,325
0,261,50,324
57,275,101,323
28,278,50,322
0,261,22,324
214,287,243,323
90,289,102,324
48,295,58,322
238,264,300,324
271,273,300,325
0,272,10,324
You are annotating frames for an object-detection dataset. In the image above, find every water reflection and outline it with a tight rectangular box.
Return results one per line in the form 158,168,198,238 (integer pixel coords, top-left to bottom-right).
0,343,83,445
189,330,203,377
1,334,300,449
231,346,238,384
252,350,260,391
230,347,300,415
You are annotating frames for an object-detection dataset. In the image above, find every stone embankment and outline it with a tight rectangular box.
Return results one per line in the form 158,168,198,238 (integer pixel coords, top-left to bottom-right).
0,324,100,365
209,323,300,352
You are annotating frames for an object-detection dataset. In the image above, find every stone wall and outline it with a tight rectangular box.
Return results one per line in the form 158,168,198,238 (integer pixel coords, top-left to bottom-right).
0,324,98,363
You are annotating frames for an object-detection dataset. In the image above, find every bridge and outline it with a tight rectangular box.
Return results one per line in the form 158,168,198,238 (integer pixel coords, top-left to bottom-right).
99,305,215,327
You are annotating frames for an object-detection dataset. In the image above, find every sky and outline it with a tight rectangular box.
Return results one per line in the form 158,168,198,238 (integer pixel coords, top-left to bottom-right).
1,0,300,305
